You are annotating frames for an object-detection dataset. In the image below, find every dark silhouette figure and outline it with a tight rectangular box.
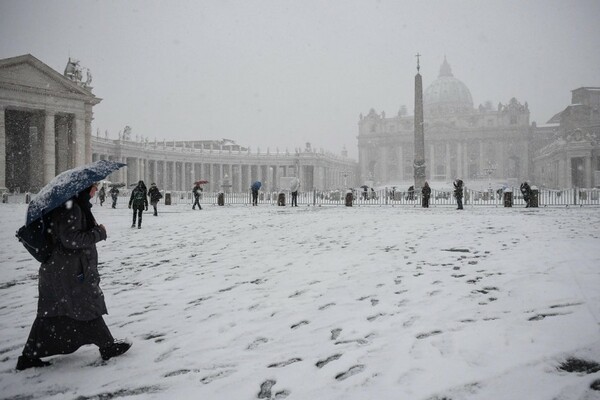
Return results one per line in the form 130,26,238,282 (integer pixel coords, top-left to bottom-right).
251,188,259,206
109,186,119,208
16,184,131,371
291,190,298,206
192,184,203,210
422,182,431,208
520,182,532,207
407,185,415,201
129,181,148,228
454,179,464,210
98,186,106,206
148,183,162,216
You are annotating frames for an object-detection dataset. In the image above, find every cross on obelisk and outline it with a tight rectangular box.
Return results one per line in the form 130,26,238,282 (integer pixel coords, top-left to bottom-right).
413,53,426,190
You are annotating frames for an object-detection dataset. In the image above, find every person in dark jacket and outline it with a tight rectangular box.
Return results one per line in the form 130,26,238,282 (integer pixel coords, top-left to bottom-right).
148,183,162,216
520,182,532,207
109,186,119,208
453,179,464,210
129,180,148,228
16,184,131,371
251,186,259,206
421,181,431,208
192,183,203,210
407,185,415,201
98,186,106,206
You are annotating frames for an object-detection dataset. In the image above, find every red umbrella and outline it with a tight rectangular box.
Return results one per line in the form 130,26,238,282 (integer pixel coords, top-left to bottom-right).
194,180,209,185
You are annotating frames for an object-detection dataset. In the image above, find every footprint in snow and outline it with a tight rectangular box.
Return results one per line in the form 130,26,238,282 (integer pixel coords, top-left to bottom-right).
316,354,342,368
335,364,365,381
267,358,302,368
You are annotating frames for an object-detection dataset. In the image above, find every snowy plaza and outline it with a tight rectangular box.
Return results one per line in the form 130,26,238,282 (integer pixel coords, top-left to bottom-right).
1,203,599,399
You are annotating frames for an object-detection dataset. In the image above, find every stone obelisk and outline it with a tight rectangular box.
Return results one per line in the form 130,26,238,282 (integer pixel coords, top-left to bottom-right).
413,53,426,190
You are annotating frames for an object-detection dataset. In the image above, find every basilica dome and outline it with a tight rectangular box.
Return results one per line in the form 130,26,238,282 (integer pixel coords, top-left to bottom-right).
424,57,473,116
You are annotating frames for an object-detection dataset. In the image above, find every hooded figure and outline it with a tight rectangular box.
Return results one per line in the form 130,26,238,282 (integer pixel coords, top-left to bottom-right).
421,182,431,208
16,184,131,371
129,181,148,228
453,179,464,210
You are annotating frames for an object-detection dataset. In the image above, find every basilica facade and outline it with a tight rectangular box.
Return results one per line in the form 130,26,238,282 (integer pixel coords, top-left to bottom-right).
357,58,532,188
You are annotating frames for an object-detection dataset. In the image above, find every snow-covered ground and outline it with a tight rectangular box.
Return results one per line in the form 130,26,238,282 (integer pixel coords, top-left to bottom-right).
1,203,599,400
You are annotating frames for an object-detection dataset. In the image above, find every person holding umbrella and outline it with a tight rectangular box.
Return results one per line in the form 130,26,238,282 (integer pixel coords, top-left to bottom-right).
251,181,261,206
129,180,148,228
16,160,131,370
192,182,203,210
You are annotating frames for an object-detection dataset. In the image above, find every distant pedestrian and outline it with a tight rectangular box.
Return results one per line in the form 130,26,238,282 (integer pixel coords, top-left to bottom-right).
16,183,131,371
520,182,532,208
421,182,431,208
407,185,415,201
148,183,162,216
109,186,119,208
362,186,368,200
251,187,259,206
192,183,203,210
98,186,106,206
128,181,148,229
453,179,464,210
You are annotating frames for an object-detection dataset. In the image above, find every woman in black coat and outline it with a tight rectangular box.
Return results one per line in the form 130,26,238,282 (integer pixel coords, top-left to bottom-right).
16,184,131,370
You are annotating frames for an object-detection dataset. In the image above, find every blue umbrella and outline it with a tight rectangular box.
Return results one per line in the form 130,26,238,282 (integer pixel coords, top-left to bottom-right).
26,160,126,226
251,181,262,191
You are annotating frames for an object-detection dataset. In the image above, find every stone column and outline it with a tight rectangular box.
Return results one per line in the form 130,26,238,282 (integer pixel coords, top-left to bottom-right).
413,69,426,189
479,141,485,177
246,165,252,190
162,160,167,189
0,106,5,192
73,114,86,166
43,111,56,184
584,156,593,188
463,143,469,179
398,145,404,181
456,142,462,179
429,143,435,180
85,106,93,163
445,142,451,181
171,161,177,191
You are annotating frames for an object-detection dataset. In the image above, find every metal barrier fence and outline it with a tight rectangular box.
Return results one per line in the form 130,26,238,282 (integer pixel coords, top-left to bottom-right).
3,187,600,207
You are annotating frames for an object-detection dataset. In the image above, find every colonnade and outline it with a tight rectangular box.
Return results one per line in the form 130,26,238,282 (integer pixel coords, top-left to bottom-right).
92,139,358,193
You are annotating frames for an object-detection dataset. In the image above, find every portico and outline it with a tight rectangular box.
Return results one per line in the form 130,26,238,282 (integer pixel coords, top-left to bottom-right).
0,54,100,193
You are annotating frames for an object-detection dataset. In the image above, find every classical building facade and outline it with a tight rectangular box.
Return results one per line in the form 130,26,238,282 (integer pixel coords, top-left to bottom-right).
532,87,600,188
92,136,357,192
0,54,100,193
0,54,357,194
358,58,532,188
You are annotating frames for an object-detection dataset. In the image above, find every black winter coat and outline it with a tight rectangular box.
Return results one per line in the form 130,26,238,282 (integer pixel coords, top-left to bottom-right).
129,186,148,210
37,201,108,321
148,186,162,203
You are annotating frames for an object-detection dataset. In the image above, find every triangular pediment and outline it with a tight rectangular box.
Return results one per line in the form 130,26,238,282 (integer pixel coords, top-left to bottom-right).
0,54,96,99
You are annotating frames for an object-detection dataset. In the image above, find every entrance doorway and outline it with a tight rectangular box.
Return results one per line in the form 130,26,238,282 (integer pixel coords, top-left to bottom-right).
571,157,585,188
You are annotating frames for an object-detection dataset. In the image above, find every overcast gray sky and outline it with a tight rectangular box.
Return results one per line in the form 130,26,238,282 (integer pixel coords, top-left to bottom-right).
1,0,599,159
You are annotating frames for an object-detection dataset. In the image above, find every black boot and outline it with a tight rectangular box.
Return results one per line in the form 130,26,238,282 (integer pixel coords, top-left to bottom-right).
99,339,132,361
16,355,51,371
